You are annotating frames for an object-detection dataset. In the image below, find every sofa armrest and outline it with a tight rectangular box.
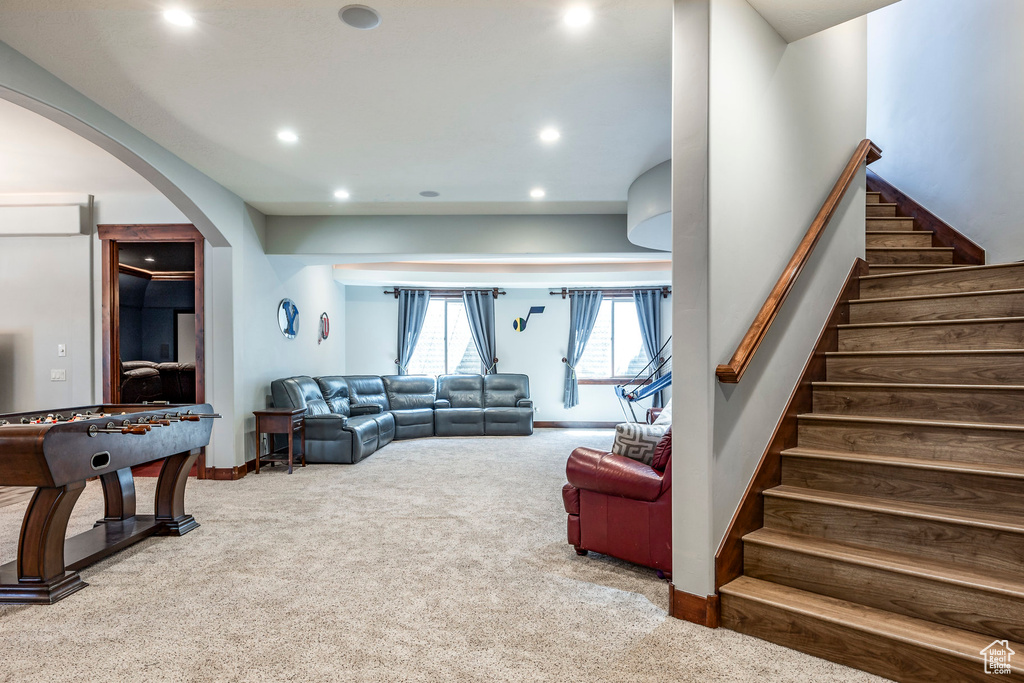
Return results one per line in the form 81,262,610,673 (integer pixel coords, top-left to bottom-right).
433,399,451,409
304,413,348,440
566,447,664,502
516,399,533,409
350,403,383,416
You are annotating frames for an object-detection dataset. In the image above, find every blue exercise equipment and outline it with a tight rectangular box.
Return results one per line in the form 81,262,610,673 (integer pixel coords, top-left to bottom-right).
614,336,671,423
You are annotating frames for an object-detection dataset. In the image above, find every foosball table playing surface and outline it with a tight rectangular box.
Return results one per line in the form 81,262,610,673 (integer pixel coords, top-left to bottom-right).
0,403,219,604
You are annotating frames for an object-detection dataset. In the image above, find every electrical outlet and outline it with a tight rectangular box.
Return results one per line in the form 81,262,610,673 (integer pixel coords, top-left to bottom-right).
57,344,67,357
50,369,66,382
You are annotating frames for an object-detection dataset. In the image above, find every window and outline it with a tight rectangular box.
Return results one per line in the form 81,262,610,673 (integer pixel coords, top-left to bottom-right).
576,299,650,380
407,298,483,375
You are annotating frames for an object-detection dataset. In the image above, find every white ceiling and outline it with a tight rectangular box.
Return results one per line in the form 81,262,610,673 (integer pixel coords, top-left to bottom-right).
747,0,900,43
0,97,158,194
0,1,672,216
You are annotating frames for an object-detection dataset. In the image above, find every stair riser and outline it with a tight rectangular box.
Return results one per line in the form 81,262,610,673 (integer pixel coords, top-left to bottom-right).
720,593,994,683
866,232,933,248
838,320,1024,351
867,204,897,218
867,217,915,231
826,353,1024,384
860,264,1024,298
782,455,1024,516
850,291,1024,324
765,496,1024,575
867,248,954,265
866,192,882,204
814,385,1024,424
745,542,1024,642
797,419,1024,467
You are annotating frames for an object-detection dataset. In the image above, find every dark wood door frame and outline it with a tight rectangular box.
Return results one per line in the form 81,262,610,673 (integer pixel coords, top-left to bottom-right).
98,224,206,478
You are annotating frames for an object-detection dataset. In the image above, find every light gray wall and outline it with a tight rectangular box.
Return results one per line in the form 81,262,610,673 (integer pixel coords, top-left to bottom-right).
868,0,1024,262
708,0,866,564
0,192,188,412
345,286,670,423
265,214,657,260
669,0,868,599
670,0,715,597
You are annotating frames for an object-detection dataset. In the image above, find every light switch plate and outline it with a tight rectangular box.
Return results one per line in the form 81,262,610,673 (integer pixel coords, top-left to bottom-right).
50,369,66,382
57,344,67,357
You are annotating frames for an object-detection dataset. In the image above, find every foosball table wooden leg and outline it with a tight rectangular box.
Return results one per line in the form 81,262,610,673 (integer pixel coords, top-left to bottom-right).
155,449,201,536
0,481,88,604
98,467,136,523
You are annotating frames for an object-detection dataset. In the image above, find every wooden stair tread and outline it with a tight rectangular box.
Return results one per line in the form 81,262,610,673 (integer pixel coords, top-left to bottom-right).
866,247,954,252
798,412,1024,432
813,380,1024,391
743,527,1024,599
720,576,1024,669
851,287,1024,305
782,446,1024,480
839,315,1024,330
864,230,931,235
859,261,1015,282
764,485,1024,535
827,349,1024,357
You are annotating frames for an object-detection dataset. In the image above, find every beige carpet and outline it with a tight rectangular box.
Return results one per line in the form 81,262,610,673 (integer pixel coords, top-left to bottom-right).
0,429,884,682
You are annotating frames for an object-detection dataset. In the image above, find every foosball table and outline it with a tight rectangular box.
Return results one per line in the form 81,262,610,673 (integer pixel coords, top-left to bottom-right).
0,403,219,604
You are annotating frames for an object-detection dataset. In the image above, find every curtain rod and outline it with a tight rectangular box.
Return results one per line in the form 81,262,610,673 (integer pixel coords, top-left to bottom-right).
383,288,506,299
549,287,671,300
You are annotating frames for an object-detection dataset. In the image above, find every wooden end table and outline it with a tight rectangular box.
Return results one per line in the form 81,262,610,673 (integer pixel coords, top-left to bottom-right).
253,408,306,474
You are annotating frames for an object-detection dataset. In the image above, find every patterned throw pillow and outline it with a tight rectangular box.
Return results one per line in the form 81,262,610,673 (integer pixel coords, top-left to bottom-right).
611,422,669,465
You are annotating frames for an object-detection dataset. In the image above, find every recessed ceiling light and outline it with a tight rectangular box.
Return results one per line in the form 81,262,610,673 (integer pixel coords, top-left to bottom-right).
163,8,195,27
419,191,440,198
144,257,156,263
334,189,350,200
563,6,593,28
277,130,299,143
539,127,561,143
530,188,546,199
340,5,381,30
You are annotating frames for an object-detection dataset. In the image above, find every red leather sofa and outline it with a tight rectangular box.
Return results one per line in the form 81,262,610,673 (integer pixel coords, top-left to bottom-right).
562,429,672,574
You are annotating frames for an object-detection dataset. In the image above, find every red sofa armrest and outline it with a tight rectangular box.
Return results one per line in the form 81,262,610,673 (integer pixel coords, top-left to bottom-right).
566,447,664,502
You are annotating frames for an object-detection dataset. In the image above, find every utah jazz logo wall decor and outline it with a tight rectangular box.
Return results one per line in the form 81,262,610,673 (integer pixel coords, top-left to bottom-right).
278,299,299,339
513,306,545,332
318,312,330,345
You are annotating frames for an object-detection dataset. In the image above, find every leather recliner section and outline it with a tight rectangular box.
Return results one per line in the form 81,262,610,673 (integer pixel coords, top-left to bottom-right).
434,375,485,436
382,375,437,439
271,376,356,464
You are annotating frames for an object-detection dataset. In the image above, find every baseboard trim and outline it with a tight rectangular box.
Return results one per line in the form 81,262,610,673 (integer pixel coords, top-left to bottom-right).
204,463,249,480
669,584,720,628
534,421,618,429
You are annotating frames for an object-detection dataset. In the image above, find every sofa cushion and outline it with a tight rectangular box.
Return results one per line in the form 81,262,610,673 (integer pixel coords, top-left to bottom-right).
382,375,437,410
435,407,485,436
345,376,390,412
272,376,331,416
483,407,533,436
610,422,669,466
374,411,396,447
651,428,672,472
315,376,351,416
483,373,530,408
345,415,380,461
437,374,484,408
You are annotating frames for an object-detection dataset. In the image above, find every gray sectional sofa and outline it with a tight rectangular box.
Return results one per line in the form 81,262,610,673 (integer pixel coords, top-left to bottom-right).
269,373,533,464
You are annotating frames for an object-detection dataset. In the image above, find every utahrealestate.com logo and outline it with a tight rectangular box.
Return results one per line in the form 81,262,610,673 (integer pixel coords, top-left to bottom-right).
981,640,1015,675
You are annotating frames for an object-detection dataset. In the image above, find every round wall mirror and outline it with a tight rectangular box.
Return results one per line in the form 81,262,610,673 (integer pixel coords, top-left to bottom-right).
278,299,299,338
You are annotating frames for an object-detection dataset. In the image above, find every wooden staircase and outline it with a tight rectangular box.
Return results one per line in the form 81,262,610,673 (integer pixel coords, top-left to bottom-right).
719,192,1024,681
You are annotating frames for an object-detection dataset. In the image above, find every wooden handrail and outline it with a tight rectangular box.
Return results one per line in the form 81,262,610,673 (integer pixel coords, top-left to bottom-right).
716,139,881,384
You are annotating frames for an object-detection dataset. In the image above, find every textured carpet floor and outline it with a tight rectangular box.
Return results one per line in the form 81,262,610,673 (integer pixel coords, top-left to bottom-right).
0,430,884,682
